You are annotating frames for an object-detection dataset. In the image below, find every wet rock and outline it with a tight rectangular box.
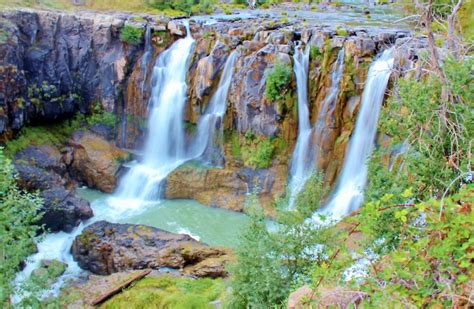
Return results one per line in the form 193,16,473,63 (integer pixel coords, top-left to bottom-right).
39,188,93,233
71,221,231,277
70,131,129,193
165,165,287,213
168,20,185,36
194,41,230,101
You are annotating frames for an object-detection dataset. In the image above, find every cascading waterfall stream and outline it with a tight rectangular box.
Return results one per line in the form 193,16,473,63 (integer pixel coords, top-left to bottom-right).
288,46,345,209
313,48,345,137
287,44,313,209
315,48,394,220
13,21,197,303
190,50,238,165
110,21,195,209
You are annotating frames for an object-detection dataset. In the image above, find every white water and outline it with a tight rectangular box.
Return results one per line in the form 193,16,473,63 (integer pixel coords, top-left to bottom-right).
314,48,345,136
109,21,195,209
316,48,394,220
287,44,313,209
190,50,238,165
12,21,196,304
288,46,345,209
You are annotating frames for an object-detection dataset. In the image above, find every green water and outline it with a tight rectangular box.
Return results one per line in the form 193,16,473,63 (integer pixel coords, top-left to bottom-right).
76,188,249,248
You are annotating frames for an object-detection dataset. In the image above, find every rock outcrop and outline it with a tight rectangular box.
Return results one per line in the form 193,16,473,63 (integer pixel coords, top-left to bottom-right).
14,144,93,232
12,128,128,231
71,221,231,278
69,130,129,193
165,164,287,213
0,9,148,136
1,8,422,212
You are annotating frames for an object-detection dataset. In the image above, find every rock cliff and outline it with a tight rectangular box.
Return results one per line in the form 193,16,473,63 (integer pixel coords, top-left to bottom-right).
1,8,424,211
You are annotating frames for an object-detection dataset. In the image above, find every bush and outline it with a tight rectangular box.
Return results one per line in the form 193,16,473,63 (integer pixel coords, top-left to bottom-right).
229,180,337,307
0,148,42,304
265,62,293,102
120,25,144,45
240,132,275,169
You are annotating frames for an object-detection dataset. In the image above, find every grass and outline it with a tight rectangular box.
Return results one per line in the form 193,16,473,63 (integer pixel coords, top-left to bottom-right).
0,0,186,16
4,109,117,158
101,276,225,309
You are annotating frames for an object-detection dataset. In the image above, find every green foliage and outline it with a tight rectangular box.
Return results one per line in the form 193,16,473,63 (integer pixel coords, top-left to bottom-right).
309,46,322,62
120,25,144,45
229,177,339,308
147,0,216,15
337,185,472,307
101,276,224,308
374,56,473,201
4,103,117,158
265,62,293,102
3,115,84,158
0,148,42,304
335,25,348,36
240,132,275,169
87,101,118,127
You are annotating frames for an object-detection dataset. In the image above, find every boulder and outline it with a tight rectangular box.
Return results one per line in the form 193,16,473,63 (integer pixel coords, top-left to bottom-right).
71,221,231,277
288,285,365,308
164,165,287,213
39,188,93,233
70,131,129,193
13,144,93,232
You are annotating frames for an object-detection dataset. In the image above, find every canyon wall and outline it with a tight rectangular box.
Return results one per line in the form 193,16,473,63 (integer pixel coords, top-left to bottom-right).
0,9,425,211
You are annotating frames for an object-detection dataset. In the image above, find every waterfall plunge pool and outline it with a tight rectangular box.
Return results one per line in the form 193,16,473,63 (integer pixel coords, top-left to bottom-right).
12,188,249,303
76,187,249,248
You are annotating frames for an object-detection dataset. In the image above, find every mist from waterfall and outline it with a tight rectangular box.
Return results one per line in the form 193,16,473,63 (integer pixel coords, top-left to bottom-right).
316,48,394,220
110,21,195,209
190,50,238,166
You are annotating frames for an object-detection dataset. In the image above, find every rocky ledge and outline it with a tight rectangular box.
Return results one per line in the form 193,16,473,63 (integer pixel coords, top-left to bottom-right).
71,221,232,278
13,127,128,232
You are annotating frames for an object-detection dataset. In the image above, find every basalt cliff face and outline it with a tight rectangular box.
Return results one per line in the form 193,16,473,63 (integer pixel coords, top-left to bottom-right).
1,9,426,212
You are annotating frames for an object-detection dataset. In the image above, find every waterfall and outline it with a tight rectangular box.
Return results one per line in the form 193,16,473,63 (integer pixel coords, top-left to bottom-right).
316,48,394,220
141,25,153,92
190,50,238,165
110,21,195,209
314,48,345,136
287,44,313,209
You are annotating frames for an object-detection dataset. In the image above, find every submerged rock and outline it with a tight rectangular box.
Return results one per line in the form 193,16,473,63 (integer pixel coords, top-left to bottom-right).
71,221,231,278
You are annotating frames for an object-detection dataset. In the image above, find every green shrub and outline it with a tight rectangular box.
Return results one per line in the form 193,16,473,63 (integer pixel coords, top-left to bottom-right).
310,46,322,61
229,179,336,307
0,148,42,305
335,25,348,36
120,25,144,45
240,133,275,169
265,62,293,102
